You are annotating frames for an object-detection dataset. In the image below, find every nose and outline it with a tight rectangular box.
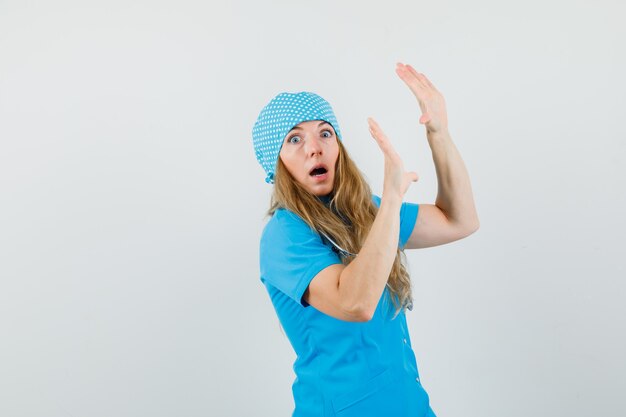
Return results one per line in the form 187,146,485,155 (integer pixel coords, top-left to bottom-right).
304,135,323,157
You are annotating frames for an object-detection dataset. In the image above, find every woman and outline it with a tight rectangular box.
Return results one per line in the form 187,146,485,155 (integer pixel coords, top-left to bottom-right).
252,62,479,417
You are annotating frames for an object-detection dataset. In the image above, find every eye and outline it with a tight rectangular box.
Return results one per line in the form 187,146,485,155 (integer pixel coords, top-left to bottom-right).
321,129,333,138
287,135,301,144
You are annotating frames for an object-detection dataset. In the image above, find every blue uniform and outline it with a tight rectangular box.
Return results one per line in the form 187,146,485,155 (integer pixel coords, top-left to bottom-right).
259,195,437,417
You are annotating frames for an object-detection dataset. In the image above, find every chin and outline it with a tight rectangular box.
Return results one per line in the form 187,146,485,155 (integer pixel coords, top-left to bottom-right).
307,183,333,196
312,190,332,197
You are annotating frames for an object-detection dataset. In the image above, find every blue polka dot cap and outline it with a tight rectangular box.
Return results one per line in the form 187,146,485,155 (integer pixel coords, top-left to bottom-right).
252,91,343,184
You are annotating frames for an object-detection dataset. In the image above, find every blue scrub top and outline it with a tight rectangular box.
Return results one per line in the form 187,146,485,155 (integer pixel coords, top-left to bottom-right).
260,194,436,417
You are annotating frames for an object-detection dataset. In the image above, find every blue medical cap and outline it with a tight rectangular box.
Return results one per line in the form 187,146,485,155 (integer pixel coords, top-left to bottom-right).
252,91,343,184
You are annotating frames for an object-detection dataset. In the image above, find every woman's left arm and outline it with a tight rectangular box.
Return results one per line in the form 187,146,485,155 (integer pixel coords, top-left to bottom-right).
395,63,480,248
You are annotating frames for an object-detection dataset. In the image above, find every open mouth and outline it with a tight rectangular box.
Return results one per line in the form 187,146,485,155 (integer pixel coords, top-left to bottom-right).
309,165,328,177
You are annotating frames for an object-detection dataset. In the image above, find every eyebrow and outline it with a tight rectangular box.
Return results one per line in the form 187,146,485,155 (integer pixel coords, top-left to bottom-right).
289,121,332,132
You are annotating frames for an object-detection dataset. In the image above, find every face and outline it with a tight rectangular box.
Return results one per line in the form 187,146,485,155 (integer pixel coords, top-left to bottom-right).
279,120,339,196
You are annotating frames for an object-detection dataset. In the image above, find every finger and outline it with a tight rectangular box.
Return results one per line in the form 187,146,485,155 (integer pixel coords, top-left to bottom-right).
395,63,427,95
405,64,428,86
368,117,393,144
407,64,436,90
368,117,390,139
368,117,399,157
400,63,428,89
396,63,426,89
367,118,391,150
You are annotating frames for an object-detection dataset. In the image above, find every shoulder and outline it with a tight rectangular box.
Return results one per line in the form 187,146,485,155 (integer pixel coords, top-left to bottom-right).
261,208,316,247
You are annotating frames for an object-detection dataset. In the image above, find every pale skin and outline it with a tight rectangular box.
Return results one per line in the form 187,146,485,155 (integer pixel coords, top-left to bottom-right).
279,62,480,322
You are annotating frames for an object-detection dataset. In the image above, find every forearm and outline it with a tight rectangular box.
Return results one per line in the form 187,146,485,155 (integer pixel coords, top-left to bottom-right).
338,196,402,318
428,130,480,229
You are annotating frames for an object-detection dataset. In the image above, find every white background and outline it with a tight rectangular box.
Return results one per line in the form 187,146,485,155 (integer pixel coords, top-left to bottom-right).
1,1,625,416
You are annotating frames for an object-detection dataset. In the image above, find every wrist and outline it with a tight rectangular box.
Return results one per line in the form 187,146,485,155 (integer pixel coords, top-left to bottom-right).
380,192,403,208
426,128,451,141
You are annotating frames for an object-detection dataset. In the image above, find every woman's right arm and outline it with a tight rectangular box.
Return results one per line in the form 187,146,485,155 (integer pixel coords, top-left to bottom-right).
303,118,417,321
303,195,402,321
338,194,403,320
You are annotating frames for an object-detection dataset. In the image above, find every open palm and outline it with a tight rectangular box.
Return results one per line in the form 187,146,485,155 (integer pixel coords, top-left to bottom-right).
367,117,418,200
395,62,448,134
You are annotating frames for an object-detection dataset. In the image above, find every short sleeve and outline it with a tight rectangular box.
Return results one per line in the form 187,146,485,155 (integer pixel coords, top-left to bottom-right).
372,194,419,250
260,209,342,307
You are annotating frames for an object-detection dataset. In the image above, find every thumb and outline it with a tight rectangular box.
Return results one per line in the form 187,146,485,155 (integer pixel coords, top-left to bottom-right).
408,171,419,182
419,113,431,124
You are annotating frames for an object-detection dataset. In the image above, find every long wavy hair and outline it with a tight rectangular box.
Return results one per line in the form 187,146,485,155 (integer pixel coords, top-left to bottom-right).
267,139,413,319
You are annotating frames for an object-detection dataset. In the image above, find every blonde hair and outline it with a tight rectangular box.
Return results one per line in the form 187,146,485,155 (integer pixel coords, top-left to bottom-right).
267,140,413,319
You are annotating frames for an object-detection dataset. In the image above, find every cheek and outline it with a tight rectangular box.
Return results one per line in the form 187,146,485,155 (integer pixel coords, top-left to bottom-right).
330,147,340,168
280,153,303,178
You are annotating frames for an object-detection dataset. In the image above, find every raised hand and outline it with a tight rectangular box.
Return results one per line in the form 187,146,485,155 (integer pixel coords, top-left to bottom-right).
395,62,448,134
367,117,419,201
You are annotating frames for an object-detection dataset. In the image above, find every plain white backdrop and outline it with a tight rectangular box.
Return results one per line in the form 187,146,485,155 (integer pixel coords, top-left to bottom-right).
1,0,625,416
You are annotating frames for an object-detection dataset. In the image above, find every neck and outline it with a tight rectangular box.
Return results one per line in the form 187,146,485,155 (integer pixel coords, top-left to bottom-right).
316,193,333,206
